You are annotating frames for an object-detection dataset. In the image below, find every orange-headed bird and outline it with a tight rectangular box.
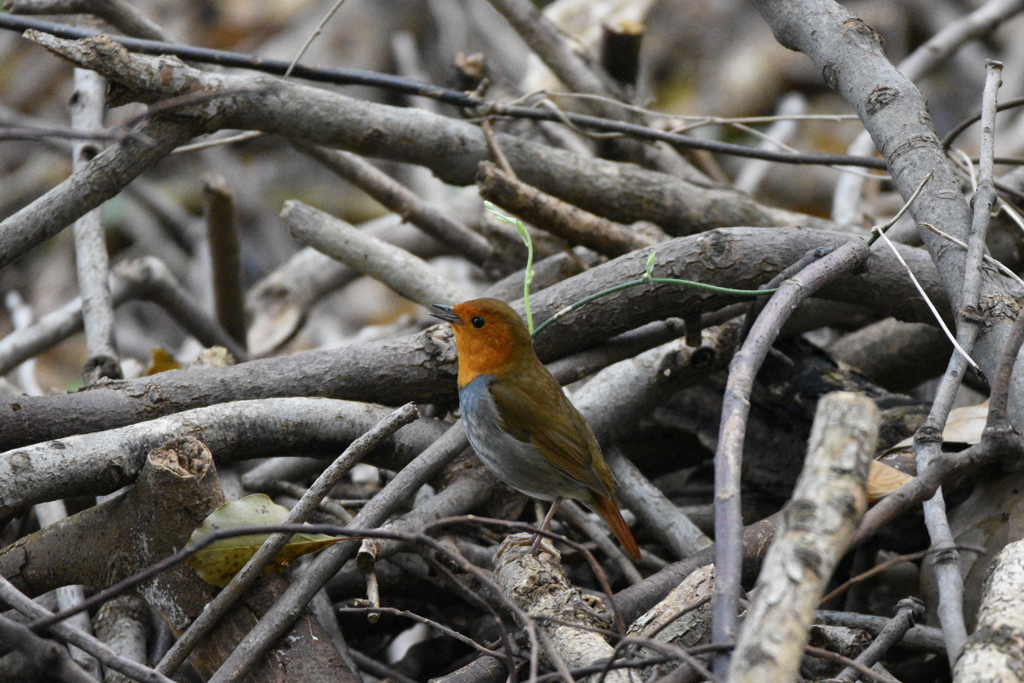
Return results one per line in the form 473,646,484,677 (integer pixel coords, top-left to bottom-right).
431,298,641,561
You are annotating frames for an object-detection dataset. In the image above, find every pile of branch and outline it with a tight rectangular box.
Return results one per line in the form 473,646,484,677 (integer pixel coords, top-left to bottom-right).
2,0,1024,682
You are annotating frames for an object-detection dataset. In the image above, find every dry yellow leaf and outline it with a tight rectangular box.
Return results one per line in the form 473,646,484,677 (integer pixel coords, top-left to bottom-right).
867,460,914,502
884,400,990,454
186,494,341,587
146,348,181,375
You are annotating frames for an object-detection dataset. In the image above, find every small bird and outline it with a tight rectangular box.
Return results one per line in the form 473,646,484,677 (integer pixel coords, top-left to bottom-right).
431,298,641,561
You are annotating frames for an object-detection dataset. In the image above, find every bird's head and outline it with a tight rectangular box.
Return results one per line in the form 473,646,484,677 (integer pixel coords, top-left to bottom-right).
431,298,536,386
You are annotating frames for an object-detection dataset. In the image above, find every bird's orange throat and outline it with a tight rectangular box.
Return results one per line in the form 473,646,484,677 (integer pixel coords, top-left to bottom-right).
452,324,524,387
454,333,509,387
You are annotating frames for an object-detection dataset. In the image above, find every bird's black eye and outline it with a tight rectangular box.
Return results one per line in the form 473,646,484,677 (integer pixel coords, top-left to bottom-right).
471,316,485,328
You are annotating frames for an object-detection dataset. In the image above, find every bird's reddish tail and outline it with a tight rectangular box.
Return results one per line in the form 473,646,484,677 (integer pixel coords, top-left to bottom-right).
591,494,641,562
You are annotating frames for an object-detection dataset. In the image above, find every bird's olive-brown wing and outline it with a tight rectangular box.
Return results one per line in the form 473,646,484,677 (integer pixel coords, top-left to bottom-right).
488,370,614,498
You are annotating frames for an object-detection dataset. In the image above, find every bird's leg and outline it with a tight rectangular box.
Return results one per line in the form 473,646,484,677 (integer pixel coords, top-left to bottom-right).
528,497,562,555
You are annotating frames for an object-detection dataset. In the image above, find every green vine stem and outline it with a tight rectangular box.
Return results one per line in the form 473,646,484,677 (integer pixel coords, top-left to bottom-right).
479,205,775,340
532,270,776,337
485,201,534,334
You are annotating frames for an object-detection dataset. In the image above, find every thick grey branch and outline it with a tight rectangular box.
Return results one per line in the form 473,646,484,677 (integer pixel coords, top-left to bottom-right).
0,398,447,520
749,0,1021,427
0,227,948,451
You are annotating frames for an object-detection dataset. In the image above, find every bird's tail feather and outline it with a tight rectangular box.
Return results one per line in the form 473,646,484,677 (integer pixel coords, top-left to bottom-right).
591,494,641,562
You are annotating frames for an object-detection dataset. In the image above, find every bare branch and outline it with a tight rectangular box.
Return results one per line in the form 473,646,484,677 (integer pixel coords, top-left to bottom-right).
728,392,879,682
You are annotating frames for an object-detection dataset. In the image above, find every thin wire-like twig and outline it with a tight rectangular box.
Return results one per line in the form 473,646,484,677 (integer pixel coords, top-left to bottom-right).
430,515,626,635
819,545,984,606
803,645,893,683
865,172,934,246
282,0,352,78
951,147,979,191
0,125,131,143
34,521,556,681
726,117,885,181
918,222,1024,289
995,197,1024,235
172,130,263,153
872,227,978,371
942,94,1024,149
168,0,354,152
337,606,502,658
1,574,175,683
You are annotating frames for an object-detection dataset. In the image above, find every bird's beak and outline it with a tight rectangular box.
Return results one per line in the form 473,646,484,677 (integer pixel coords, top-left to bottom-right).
430,304,461,324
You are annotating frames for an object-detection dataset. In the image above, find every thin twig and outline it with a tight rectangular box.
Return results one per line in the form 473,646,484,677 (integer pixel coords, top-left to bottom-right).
506,89,858,125
481,119,514,175
0,614,99,683
820,545,984,606
283,0,352,78
5,0,170,41
916,59,1004,664
431,515,627,635
337,606,502,658
0,125,126,143
1,574,175,683
172,130,263,153
70,67,121,384
242,478,354,522
942,93,1024,149
202,424,472,683
835,598,925,682
918,221,1024,289
803,646,894,683
349,650,420,683
865,172,934,246
872,227,977,371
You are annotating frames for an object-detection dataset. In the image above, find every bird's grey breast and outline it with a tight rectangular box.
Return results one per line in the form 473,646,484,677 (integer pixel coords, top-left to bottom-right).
459,375,580,501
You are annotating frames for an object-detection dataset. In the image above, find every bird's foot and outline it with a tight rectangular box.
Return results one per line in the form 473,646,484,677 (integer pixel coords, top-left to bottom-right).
500,533,544,559
495,532,560,565
527,532,544,556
